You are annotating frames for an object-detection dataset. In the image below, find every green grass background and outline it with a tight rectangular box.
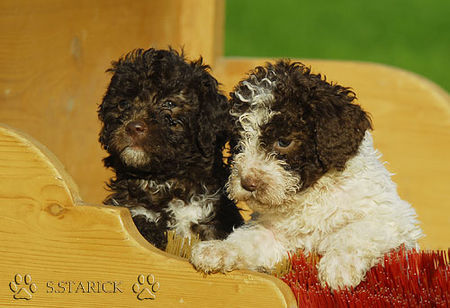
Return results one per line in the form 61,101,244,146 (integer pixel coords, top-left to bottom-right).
225,0,449,92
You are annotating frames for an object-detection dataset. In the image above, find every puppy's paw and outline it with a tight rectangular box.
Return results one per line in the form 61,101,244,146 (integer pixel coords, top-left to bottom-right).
318,253,369,290
190,240,239,274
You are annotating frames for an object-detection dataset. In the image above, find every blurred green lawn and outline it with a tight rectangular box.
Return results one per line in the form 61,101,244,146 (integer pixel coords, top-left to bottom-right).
225,0,449,92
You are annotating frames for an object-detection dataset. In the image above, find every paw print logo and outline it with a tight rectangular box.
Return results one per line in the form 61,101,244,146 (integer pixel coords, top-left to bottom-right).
132,274,160,300
9,274,37,300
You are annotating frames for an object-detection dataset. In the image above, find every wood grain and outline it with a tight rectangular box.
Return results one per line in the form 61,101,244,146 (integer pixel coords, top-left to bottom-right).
0,124,296,307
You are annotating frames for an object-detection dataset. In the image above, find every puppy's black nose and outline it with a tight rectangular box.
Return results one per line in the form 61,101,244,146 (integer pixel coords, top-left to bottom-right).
126,120,147,136
241,176,258,192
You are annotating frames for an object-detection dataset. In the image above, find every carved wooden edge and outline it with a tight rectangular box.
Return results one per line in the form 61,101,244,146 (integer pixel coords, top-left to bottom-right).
0,123,297,307
0,124,82,205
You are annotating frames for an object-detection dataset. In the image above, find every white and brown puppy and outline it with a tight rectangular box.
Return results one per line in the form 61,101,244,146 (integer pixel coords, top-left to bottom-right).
190,60,423,290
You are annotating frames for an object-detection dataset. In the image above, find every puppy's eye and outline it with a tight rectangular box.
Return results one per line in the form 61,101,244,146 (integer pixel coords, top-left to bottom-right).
165,101,176,108
118,100,129,111
277,138,292,148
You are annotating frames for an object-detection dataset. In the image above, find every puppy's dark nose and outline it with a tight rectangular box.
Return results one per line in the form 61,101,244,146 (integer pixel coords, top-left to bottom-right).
241,176,258,192
126,120,147,136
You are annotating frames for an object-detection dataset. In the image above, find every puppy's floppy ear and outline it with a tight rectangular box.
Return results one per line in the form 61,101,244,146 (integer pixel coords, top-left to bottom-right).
197,92,231,157
194,62,232,157
312,85,372,171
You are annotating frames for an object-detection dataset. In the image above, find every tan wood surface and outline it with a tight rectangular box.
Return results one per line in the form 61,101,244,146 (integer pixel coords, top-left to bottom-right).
0,124,296,307
215,58,450,250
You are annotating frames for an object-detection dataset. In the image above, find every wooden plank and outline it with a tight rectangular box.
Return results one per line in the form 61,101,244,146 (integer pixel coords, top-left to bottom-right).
177,0,225,65
214,58,450,250
0,124,297,307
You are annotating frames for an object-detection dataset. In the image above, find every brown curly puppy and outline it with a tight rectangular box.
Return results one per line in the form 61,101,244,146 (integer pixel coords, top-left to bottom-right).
190,60,422,290
98,48,243,249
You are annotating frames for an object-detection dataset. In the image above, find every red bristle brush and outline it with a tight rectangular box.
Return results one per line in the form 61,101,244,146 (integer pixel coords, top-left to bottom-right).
281,247,449,307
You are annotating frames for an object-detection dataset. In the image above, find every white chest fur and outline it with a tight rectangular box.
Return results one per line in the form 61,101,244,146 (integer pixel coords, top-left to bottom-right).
166,191,219,238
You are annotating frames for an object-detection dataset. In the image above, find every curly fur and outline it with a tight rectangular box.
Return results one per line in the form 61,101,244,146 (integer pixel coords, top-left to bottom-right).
98,48,243,249
190,60,423,290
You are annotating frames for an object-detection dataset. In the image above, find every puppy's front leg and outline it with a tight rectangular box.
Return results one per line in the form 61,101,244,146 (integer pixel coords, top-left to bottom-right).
317,220,404,290
190,224,287,273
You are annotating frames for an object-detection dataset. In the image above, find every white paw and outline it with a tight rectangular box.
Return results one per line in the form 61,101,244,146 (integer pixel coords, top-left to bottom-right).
318,253,370,290
190,240,239,274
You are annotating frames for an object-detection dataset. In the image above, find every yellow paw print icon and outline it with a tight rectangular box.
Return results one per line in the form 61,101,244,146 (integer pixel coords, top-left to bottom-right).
9,274,37,300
